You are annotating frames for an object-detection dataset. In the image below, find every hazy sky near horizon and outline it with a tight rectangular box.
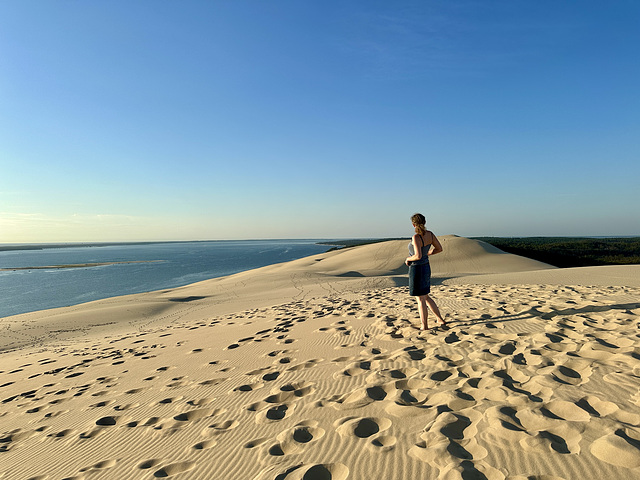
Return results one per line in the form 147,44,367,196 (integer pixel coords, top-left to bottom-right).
1,1,638,242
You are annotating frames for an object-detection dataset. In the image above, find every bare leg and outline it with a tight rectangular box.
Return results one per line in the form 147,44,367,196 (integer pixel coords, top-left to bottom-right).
425,294,446,325
416,295,429,330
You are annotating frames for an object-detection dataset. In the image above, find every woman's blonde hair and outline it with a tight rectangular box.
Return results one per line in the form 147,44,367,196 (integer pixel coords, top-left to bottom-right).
411,213,427,236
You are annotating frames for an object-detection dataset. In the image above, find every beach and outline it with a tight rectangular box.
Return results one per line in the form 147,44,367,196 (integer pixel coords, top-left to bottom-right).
1,235,639,479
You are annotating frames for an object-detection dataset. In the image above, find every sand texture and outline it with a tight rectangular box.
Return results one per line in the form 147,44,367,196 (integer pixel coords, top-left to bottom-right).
1,236,639,480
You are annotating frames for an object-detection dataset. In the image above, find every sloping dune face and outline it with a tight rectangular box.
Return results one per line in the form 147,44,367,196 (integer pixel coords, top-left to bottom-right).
281,235,555,279
302,235,555,277
0,236,556,351
427,235,555,277
163,236,555,310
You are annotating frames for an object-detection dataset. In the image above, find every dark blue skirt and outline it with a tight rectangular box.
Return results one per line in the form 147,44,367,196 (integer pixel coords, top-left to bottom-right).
409,262,431,296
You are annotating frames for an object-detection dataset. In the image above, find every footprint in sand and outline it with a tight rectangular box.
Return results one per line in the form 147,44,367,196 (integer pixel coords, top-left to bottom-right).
201,419,240,434
153,460,196,477
590,427,640,468
404,347,427,361
158,396,183,405
397,377,432,392
114,402,139,412
265,349,291,358
264,381,315,404
384,381,431,417
508,476,567,480
173,407,225,423
443,332,462,344
255,463,349,480
0,429,39,452
265,404,291,421
410,409,487,466
248,401,297,424
488,340,520,356
436,460,505,480
519,421,583,455
246,367,272,376
576,395,619,417
368,434,397,451
335,360,373,378
140,417,164,429
79,459,117,472
542,400,591,422
198,377,227,386
187,397,216,407
95,415,130,427
232,382,264,393
335,416,392,439
165,378,190,388
548,359,592,386
482,406,528,444
429,370,454,382
48,428,77,438
438,412,479,441
192,438,217,450
262,371,281,382
332,383,395,410
266,421,326,456
243,437,270,449
286,359,322,372
366,367,419,384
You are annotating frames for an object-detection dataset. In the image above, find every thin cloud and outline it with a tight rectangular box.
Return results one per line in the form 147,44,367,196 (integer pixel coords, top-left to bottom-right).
334,3,586,80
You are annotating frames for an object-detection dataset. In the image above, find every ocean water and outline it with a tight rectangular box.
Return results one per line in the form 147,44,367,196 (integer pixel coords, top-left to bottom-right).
0,240,331,318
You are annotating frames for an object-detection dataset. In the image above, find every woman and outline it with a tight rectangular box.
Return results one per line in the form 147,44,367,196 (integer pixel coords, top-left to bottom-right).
405,213,447,331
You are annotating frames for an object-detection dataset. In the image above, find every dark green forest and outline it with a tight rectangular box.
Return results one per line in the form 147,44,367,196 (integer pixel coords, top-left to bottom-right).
473,237,640,268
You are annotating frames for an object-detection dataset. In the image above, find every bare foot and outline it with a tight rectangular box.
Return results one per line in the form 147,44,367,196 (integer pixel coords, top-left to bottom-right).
436,318,450,330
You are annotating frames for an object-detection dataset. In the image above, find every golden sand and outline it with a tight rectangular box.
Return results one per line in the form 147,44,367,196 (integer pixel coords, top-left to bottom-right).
1,236,638,479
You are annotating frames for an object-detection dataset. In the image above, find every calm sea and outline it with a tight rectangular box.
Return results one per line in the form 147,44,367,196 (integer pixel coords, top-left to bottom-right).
0,240,332,318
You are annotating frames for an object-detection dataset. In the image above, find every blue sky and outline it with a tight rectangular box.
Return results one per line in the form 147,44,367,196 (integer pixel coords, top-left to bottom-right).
1,1,638,242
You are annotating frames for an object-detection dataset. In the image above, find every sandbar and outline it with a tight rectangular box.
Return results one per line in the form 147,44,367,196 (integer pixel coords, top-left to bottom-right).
0,260,162,271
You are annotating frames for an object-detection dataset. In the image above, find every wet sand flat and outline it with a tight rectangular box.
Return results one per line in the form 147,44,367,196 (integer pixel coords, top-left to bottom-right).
0,260,161,271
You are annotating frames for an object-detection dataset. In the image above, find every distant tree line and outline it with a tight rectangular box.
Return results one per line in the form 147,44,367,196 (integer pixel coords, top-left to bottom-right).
473,237,640,268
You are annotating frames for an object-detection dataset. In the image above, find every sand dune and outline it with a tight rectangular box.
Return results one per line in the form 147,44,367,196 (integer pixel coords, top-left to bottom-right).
1,237,639,480
0,236,553,352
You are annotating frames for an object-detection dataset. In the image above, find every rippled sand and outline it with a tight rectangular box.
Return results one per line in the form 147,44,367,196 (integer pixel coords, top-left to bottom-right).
1,237,638,479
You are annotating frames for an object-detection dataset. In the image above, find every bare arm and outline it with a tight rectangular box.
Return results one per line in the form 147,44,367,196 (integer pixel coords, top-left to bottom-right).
428,232,443,255
405,234,422,265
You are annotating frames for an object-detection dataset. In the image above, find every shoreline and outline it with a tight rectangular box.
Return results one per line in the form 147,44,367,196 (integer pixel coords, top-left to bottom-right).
0,238,336,253
0,260,163,271
0,240,333,319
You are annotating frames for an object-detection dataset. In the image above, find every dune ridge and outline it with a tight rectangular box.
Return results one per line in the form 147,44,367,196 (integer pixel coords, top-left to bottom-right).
1,236,638,479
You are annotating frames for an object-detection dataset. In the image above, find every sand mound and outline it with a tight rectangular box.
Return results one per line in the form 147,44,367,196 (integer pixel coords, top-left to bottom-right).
1,237,639,479
0,236,553,352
